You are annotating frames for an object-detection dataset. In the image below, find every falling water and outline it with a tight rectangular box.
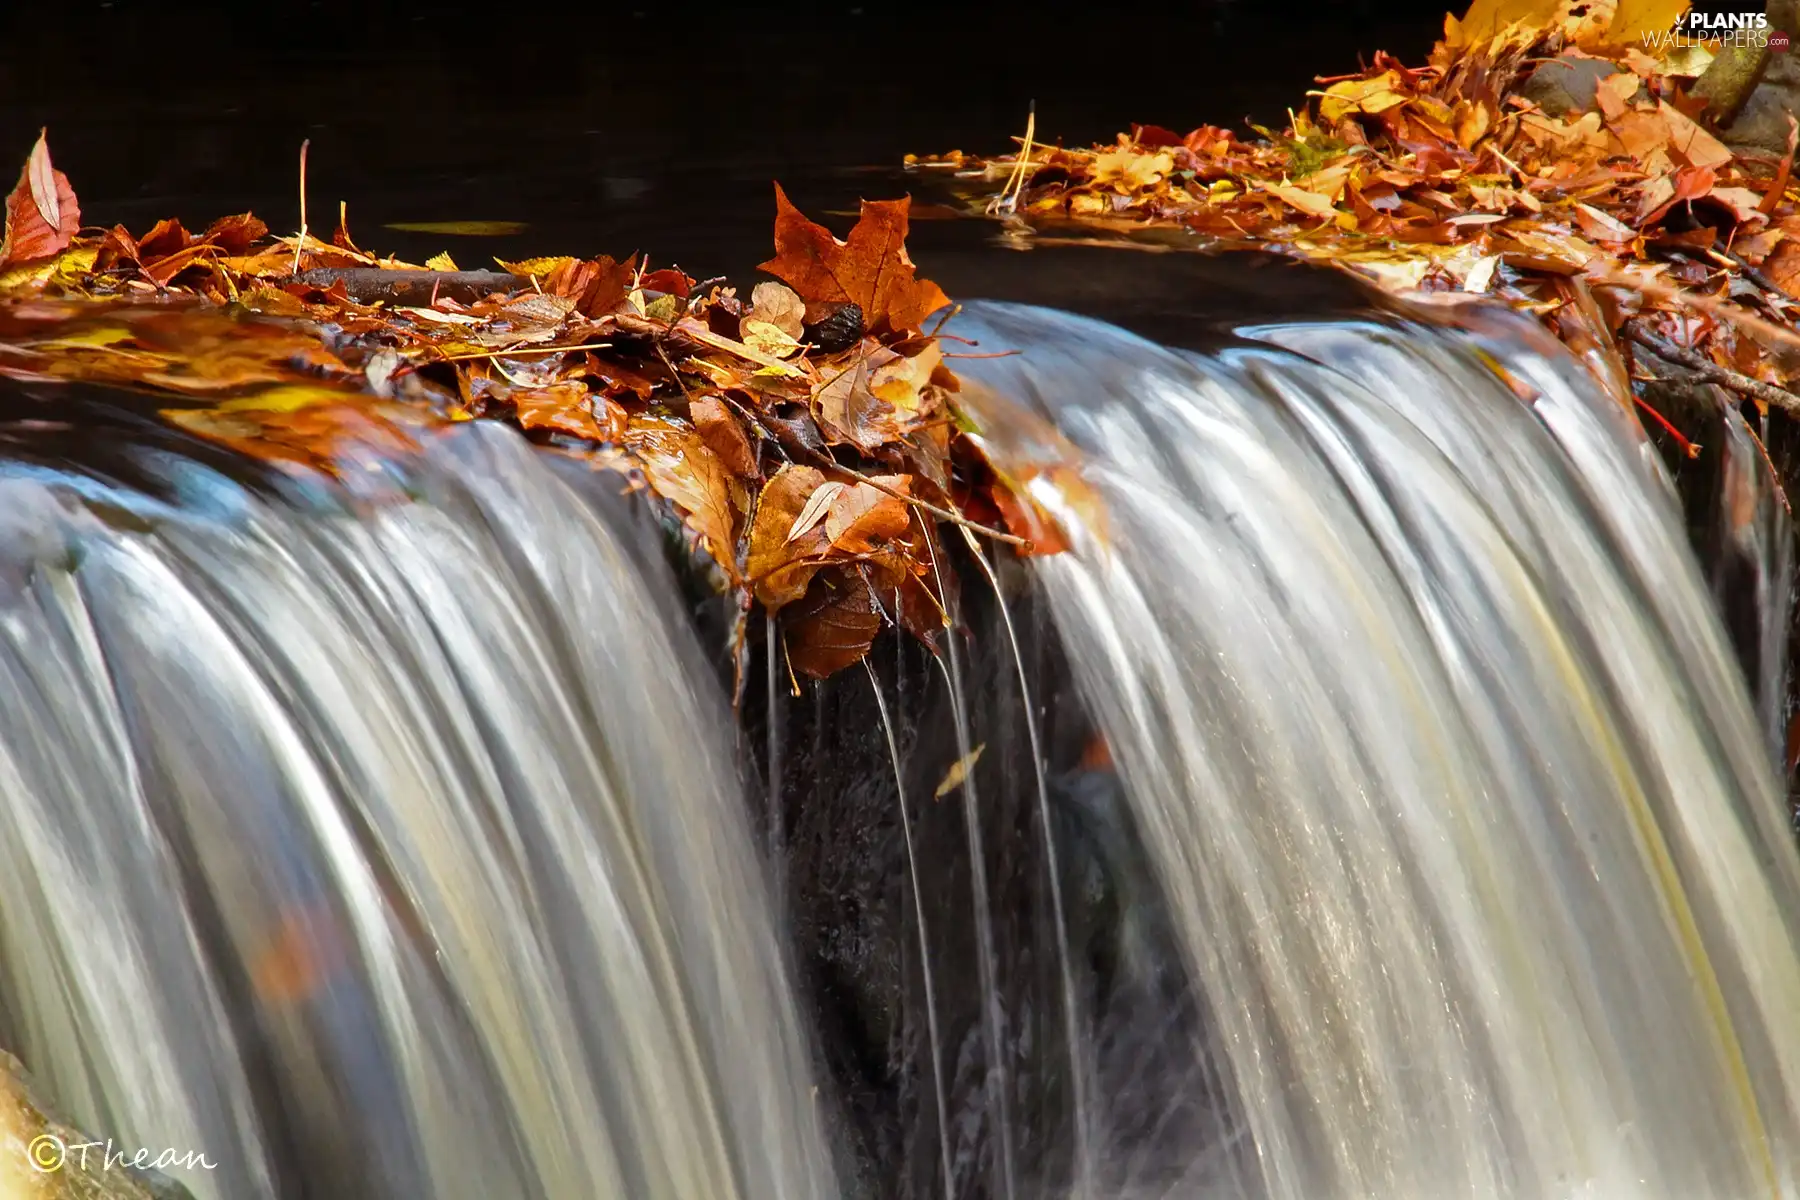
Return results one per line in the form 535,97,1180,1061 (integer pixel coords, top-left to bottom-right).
0,421,836,1200
950,297,1800,1199
4,277,1800,1200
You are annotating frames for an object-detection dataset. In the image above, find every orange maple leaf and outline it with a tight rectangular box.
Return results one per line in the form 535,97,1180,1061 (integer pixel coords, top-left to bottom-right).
0,130,81,270
758,182,950,335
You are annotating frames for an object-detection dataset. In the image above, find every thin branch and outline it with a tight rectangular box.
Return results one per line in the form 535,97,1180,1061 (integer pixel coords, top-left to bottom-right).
1625,322,1800,417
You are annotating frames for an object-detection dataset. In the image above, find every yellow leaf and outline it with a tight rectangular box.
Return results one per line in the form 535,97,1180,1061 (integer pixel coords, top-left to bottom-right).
424,251,459,272
1463,255,1500,293
385,221,528,236
935,744,986,800
1315,71,1410,123
1445,0,1563,49
1261,182,1339,218
742,317,802,359
1658,99,1733,168
1607,0,1689,45
1090,149,1173,192
214,385,352,413
495,255,574,278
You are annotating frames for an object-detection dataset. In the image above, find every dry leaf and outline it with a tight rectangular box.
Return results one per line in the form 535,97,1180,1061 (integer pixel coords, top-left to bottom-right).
748,464,832,608
1658,100,1733,169
1607,0,1689,45
1316,72,1411,122
624,416,738,572
934,743,986,799
788,480,848,542
1091,149,1174,192
0,131,81,269
748,280,806,337
785,576,883,679
1262,182,1339,218
759,183,951,333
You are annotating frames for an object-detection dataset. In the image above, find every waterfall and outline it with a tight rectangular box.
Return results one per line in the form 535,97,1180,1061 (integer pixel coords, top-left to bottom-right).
4,282,1800,1200
0,421,836,1199
950,298,1800,1199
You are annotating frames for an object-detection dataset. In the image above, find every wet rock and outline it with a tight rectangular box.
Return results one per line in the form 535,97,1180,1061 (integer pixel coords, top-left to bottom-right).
0,1051,196,1200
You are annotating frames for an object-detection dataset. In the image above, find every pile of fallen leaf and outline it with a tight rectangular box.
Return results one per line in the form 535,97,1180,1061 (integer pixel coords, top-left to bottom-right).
0,135,1048,687
912,0,1800,459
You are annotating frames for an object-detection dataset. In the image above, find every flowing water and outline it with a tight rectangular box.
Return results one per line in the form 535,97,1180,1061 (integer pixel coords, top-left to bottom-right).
0,422,834,1199
1,276,1799,1200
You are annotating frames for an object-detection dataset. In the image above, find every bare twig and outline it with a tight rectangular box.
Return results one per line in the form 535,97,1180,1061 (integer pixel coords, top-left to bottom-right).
1624,322,1800,417
292,139,310,278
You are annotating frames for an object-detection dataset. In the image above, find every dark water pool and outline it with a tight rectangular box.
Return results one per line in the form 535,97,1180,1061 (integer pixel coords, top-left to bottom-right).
2,0,1448,279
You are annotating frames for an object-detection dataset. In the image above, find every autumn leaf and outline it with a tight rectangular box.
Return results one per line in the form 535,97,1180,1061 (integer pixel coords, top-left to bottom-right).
0,131,81,269
1607,0,1689,46
758,183,950,334
748,280,806,337
623,416,739,573
1090,149,1174,192
784,574,882,679
689,394,759,478
1261,182,1340,219
934,743,986,799
824,478,911,553
748,464,833,608
512,382,623,442
788,480,848,542
1443,0,1562,49
1658,100,1731,169
1315,71,1411,123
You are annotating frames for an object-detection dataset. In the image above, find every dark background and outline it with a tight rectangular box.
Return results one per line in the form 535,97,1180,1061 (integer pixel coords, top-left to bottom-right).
0,0,1453,272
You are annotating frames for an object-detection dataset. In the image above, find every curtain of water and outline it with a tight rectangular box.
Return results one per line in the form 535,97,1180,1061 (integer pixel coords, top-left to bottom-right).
0,424,836,1200
950,300,1800,1200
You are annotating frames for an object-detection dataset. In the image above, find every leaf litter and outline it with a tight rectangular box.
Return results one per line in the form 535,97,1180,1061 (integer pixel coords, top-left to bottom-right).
911,0,1800,453
0,140,1060,686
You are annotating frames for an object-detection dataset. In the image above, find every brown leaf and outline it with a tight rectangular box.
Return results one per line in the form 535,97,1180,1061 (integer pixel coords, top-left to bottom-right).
623,416,739,572
200,213,269,256
814,344,903,451
758,183,951,334
548,254,635,317
1658,100,1732,169
0,131,81,269
747,464,831,608
135,218,192,261
748,280,806,338
512,382,622,442
690,394,759,477
785,573,882,679
825,478,913,553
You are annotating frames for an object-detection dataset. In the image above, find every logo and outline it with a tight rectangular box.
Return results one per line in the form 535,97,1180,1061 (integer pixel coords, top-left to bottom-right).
22,1133,217,1175
1644,5,1782,51
27,1135,64,1173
